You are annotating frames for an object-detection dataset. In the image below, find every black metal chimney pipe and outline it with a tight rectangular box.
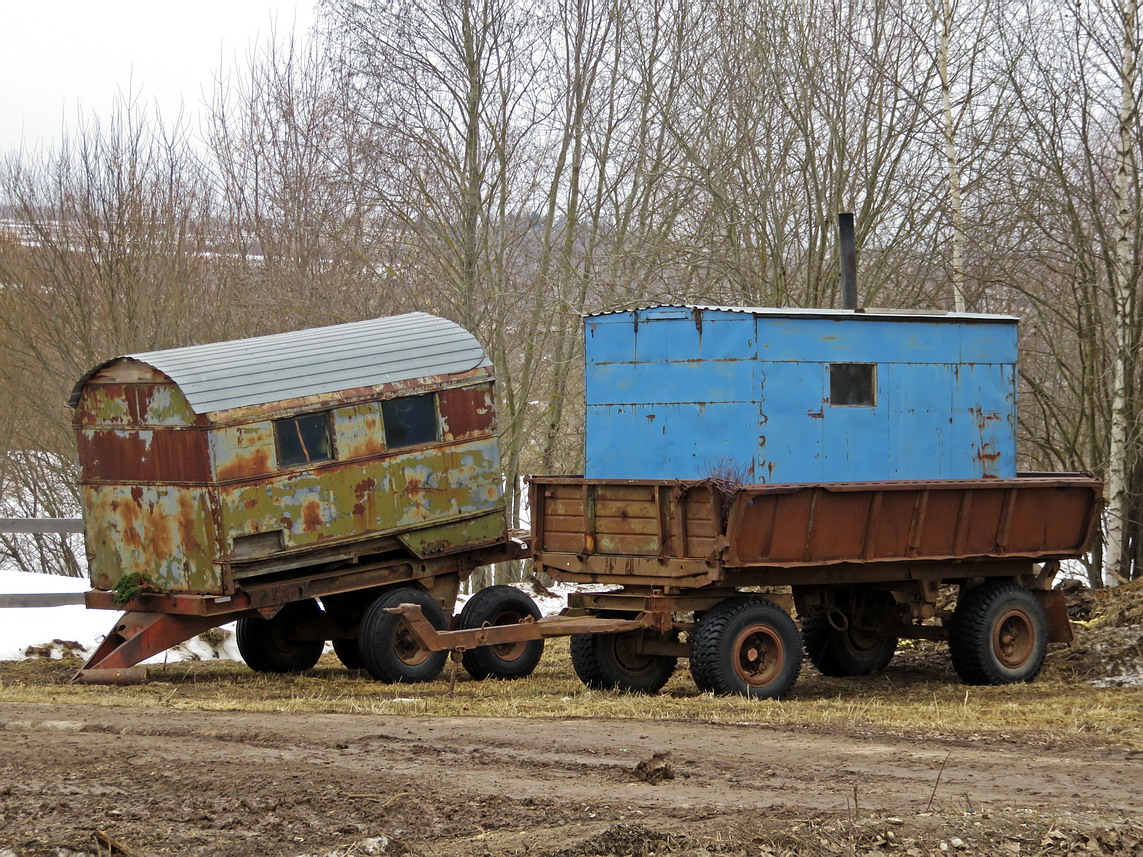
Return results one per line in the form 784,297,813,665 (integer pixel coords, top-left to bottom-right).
839,212,857,310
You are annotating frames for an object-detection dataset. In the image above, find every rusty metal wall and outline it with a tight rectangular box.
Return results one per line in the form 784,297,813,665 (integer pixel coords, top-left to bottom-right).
74,366,223,593
75,361,507,596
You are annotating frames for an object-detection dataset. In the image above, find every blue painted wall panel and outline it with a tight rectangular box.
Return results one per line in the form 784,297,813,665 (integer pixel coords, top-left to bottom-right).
758,361,823,482
950,364,1017,478
586,360,757,406
959,324,1018,364
583,307,1018,483
759,317,962,363
822,402,888,482
585,402,763,480
587,309,757,364
885,363,954,479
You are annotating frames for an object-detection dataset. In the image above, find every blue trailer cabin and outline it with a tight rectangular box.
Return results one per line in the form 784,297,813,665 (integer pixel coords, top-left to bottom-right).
583,305,1018,483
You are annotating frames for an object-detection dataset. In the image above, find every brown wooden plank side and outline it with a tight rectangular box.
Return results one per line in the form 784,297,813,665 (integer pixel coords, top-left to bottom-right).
682,485,721,558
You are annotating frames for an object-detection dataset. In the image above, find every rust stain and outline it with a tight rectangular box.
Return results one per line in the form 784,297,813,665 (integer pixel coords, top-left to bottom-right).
76,428,211,483
177,491,202,560
142,501,175,564
439,384,497,440
354,477,377,499
301,500,323,532
216,448,271,481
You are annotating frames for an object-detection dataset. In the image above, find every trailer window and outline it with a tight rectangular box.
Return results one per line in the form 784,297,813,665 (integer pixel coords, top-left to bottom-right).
276,412,334,466
829,363,876,407
383,394,439,448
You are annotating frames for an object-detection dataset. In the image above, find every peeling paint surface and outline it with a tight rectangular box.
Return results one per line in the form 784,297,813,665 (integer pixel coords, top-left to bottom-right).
83,484,221,593
211,422,277,481
74,352,507,597
218,438,504,552
334,402,386,459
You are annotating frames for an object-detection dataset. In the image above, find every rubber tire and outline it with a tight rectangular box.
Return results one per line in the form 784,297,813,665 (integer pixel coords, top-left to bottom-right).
236,599,324,674
332,637,364,670
949,580,1048,686
359,588,448,683
801,614,897,677
570,632,677,694
458,585,545,680
689,597,802,699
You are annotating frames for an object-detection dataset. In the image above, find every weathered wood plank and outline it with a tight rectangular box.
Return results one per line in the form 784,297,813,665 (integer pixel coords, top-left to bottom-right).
0,593,87,607
0,518,84,534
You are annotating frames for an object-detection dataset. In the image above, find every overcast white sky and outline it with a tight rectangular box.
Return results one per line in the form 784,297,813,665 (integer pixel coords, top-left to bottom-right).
1,1,318,155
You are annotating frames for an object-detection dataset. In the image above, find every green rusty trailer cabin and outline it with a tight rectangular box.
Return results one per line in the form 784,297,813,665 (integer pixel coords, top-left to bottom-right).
70,313,525,682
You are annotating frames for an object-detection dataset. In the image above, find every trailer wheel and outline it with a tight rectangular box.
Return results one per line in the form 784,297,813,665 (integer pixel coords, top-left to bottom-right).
359,588,448,683
570,632,676,694
332,637,364,670
689,597,802,699
949,580,1047,685
801,596,898,677
236,599,324,674
458,585,545,680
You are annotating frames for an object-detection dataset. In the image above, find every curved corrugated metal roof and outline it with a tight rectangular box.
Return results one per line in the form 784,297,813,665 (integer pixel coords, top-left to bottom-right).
69,313,491,414
585,303,1017,322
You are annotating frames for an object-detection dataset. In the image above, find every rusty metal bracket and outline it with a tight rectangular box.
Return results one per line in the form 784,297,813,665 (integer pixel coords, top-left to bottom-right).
1035,589,1074,644
73,609,251,683
383,604,645,653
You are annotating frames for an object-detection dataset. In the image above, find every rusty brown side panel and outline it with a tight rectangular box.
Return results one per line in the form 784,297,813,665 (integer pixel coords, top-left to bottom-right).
530,475,1102,585
724,478,1102,566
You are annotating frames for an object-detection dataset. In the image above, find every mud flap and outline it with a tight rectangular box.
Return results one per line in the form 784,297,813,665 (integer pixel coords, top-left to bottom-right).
1034,589,1074,644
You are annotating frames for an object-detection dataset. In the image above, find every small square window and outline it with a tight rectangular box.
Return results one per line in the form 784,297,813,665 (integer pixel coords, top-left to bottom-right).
829,363,876,407
383,394,439,448
276,412,334,467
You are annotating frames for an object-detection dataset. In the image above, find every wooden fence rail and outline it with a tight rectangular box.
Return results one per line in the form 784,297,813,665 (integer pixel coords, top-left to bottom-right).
0,518,84,534
0,518,88,606
0,593,86,607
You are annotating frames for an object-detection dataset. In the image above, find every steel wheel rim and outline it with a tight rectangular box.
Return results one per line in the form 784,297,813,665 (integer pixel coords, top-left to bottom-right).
489,609,528,661
393,621,431,666
612,634,657,676
732,624,784,687
847,627,883,654
993,608,1035,669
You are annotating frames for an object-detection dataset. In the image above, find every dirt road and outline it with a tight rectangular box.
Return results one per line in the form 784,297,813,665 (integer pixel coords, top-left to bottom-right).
1,701,1140,856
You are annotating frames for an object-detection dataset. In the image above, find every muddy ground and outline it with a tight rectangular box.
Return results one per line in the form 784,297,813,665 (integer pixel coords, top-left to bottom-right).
2,700,1141,857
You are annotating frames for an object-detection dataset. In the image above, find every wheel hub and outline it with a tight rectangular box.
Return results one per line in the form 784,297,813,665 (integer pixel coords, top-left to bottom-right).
732,624,784,687
394,622,431,666
993,608,1035,669
488,610,527,661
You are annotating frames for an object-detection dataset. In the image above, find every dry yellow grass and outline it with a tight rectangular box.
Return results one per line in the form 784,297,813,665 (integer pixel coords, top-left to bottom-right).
2,638,1140,750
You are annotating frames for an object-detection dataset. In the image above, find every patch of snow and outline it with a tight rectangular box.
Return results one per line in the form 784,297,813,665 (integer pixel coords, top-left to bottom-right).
0,570,605,664
0,568,239,664
1090,671,1143,688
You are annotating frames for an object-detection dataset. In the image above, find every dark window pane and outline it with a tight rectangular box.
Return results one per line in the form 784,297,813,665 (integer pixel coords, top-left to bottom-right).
276,412,334,466
383,394,439,448
829,363,876,407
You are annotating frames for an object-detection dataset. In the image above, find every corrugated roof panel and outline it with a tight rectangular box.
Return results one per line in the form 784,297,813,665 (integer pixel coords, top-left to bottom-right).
585,304,1017,322
69,313,491,414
